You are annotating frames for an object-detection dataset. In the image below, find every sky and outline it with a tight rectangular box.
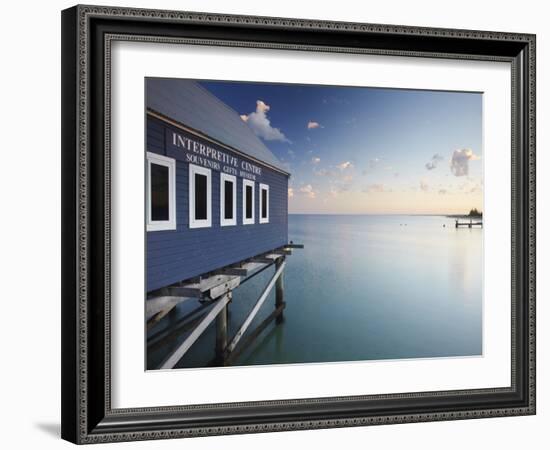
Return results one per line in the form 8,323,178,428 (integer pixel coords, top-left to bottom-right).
200,80,483,215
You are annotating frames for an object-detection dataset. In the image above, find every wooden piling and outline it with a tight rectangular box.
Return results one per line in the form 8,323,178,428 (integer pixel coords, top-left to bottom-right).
225,302,285,366
226,262,286,355
151,245,302,370
275,257,285,324
215,293,230,365
158,293,231,369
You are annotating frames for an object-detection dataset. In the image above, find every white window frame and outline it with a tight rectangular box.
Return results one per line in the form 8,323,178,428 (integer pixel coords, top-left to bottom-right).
242,179,255,225
146,152,176,232
220,173,237,226
189,164,212,229
259,183,270,224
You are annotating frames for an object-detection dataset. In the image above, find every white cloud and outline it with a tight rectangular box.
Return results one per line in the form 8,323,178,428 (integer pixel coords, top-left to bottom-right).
314,162,355,183
420,179,430,192
450,148,480,177
329,182,352,196
240,100,290,142
307,121,322,129
288,188,294,198
278,160,292,173
361,158,383,176
453,178,482,194
364,183,388,193
311,157,321,164
299,184,316,199
314,168,334,177
337,161,353,171
425,153,444,170
342,174,353,183
369,158,381,169
469,183,482,194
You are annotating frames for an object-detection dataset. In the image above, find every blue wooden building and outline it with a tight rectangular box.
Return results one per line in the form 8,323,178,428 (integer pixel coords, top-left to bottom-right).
146,78,290,293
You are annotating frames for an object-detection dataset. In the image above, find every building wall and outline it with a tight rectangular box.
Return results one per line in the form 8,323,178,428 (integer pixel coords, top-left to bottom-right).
146,115,289,292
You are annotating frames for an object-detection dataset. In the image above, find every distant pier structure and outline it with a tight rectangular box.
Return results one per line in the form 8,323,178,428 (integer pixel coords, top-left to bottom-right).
455,218,483,228
145,79,302,369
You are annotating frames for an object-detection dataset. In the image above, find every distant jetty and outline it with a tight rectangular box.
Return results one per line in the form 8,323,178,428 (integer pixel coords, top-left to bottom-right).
447,208,483,228
454,218,482,228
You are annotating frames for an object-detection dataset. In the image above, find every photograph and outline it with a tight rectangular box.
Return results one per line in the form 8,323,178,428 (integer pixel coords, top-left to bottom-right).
58,3,536,444
145,78,484,370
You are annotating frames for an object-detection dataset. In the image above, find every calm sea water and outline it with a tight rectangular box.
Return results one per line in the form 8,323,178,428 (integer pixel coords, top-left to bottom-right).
148,214,483,369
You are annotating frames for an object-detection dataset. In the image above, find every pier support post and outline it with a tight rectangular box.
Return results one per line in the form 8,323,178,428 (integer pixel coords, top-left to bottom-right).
275,257,285,324
215,293,229,365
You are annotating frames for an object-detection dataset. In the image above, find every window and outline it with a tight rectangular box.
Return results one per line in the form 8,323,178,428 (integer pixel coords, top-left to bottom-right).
189,164,212,228
220,173,237,226
259,183,269,224
146,152,176,232
242,179,255,225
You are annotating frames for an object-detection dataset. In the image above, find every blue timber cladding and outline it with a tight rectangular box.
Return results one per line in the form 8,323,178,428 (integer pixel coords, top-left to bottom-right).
146,116,289,292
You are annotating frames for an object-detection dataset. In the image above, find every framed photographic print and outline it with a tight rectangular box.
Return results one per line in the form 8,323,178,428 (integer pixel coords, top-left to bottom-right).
61,5,536,444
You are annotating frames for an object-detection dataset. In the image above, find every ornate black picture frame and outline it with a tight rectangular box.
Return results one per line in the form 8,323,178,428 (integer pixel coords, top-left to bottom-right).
61,4,536,444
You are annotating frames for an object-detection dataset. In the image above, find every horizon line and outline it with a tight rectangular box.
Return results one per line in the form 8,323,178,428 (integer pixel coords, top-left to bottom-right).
288,212,481,216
